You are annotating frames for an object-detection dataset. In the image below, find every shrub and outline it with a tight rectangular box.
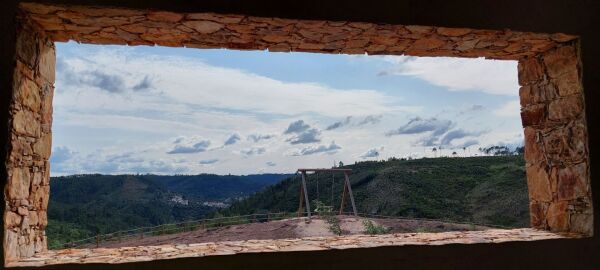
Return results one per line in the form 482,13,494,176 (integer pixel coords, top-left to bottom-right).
362,219,390,235
326,216,342,235
314,200,342,235
415,227,429,233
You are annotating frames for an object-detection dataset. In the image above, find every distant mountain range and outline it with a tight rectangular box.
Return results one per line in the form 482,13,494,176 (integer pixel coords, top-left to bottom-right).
47,173,291,248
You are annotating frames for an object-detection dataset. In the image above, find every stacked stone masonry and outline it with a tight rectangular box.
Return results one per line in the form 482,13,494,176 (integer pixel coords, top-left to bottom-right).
7,228,573,267
4,14,54,262
520,44,593,235
3,1,593,265
18,3,578,60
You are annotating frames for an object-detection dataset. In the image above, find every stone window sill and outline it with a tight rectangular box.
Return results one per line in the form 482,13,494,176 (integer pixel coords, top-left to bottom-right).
6,228,579,267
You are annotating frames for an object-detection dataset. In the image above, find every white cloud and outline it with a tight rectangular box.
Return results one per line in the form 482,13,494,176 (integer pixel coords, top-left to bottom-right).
50,146,190,175
223,133,241,146
360,146,384,159
240,147,267,156
380,56,519,96
326,116,352,130
386,117,453,136
289,142,341,156
493,100,521,117
247,134,276,143
51,44,525,175
200,159,219,165
167,136,211,154
57,48,402,118
326,115,382,131
58,113,202,134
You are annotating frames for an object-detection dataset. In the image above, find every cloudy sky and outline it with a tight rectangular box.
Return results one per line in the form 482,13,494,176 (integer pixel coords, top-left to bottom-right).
50,42,523,176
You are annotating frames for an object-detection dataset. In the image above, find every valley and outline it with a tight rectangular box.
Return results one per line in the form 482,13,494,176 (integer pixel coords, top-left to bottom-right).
48,155,529,249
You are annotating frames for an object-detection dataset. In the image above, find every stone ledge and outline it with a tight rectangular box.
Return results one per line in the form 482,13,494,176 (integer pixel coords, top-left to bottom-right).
6,228,577,267
19,2,577,60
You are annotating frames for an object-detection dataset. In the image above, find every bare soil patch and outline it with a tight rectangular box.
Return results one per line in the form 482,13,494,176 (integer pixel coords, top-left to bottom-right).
92,216,492,248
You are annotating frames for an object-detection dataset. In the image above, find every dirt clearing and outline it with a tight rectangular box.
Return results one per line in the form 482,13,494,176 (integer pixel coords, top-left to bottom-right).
90,216,492,248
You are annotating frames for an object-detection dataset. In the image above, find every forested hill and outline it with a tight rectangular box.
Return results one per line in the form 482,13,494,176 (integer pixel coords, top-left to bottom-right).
136,174,290,201
47,173,291,248
48,157,530,248
220,156,530,228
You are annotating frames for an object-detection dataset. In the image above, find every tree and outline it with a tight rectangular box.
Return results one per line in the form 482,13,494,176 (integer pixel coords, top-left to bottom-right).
514,146,524,155
338,161,344,167
432,147,437,158
480,145,511,156
452,151,457,157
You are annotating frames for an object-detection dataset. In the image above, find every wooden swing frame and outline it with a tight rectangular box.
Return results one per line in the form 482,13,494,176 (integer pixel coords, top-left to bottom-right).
296,168,358,220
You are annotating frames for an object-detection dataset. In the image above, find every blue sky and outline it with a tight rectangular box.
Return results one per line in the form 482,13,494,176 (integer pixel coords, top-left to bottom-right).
50,42,523,175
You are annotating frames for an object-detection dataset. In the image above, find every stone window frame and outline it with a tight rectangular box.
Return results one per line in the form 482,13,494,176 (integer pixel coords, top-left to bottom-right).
2,1,593,267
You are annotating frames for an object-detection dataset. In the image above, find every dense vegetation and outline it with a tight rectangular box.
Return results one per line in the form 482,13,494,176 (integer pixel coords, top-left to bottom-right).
47,174,290,248
48,155,529,248
220,156,529,228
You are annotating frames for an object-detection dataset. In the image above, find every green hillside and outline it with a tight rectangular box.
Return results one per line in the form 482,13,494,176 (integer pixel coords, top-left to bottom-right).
220,156,530,228
143,174,290,201
48,156,529,248
47,173,290,248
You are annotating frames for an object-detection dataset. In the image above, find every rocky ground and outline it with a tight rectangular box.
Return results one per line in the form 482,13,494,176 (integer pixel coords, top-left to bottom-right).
89,216,491,248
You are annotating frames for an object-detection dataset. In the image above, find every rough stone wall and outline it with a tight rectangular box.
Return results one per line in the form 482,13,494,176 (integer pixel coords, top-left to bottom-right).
19,3,577,61
8,228,567,267
519,42,593,235
2,1,593,264
3,16,54,261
